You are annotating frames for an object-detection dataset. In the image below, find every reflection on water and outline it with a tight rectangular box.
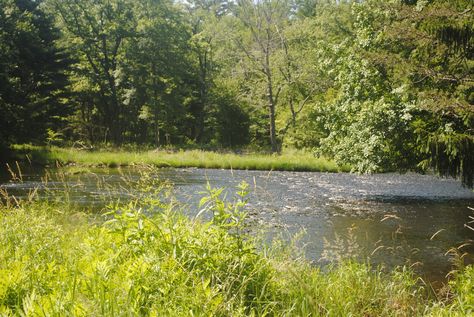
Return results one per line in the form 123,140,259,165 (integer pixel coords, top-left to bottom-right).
1,166,473,284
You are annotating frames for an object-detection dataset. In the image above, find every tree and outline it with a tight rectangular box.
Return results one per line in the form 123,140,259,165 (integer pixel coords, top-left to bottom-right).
185,0,231,142
0,0,70,147
288,0,473,186
350,0,473,185
50,0,138,145
387,0,474,186
127,0,191,146
233,0,291,152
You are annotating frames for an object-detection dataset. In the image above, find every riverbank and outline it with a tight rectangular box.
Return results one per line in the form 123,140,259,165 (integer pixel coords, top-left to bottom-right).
0,177,472,316
9,145,350,172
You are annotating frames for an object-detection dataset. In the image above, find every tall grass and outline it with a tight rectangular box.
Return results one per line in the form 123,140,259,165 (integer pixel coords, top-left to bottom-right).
10,145,350,172
0,169,473,316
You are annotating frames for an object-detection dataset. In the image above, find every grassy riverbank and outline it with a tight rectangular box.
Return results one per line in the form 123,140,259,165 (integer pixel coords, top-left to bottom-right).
10,145,350,172
0,174,473,316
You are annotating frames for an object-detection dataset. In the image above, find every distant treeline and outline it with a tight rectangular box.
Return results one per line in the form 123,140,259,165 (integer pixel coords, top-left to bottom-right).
0,0,472,185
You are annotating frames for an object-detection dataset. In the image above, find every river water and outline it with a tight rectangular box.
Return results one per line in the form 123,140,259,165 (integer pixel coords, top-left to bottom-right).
1,166,473,285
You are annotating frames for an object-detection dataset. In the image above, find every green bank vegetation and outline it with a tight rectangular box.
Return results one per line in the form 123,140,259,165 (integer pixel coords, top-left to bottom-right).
0,172,473,316
11,145,349,172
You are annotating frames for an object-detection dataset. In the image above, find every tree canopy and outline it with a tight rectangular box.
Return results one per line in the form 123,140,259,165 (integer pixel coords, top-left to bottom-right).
0,0,472,186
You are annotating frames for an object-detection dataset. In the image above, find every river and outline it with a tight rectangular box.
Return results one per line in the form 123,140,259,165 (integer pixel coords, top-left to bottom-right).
1,166,473,285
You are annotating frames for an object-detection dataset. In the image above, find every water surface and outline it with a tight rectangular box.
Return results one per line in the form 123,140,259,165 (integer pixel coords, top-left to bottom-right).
1,166,473,284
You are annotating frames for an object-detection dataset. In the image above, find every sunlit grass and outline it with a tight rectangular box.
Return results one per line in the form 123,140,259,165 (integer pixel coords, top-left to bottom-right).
11,145,350,172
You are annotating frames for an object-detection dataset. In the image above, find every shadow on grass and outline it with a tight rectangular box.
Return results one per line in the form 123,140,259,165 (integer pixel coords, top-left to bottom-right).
7,145,54,166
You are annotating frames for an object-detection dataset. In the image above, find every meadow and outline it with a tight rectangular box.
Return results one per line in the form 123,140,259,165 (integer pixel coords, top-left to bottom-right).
10,145,350,173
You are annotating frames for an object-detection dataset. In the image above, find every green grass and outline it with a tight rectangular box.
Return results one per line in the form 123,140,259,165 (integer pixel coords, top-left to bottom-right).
0,172,472,316
10,145,350,172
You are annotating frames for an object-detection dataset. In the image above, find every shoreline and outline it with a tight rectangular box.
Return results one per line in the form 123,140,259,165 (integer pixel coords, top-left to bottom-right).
8,145,351,173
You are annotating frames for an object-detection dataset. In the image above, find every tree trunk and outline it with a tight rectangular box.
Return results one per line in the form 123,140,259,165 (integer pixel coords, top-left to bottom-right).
265,47,277,153
269,103,277,153
267,84,277,153
193,50,209,142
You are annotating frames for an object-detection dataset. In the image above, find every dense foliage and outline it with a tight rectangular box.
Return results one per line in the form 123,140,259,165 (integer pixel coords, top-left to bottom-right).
0,0,472,185
0,0,70,145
